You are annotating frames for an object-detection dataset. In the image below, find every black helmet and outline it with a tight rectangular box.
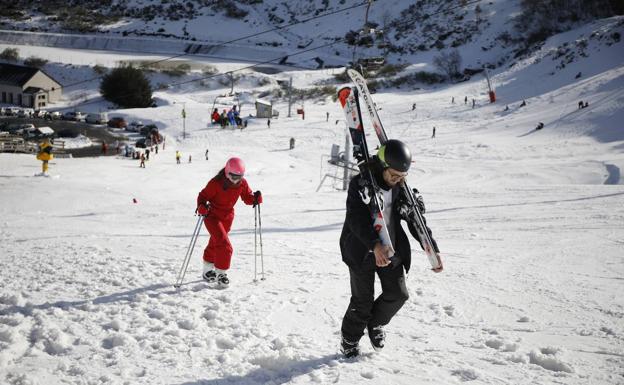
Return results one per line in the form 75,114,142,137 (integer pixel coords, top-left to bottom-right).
377,139,412,172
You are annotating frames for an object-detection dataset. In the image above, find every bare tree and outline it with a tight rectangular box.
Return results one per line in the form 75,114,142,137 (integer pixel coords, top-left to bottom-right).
433,49,462,80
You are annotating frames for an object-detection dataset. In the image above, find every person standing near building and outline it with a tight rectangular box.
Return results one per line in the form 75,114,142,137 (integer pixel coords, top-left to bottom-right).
338,140,440,358
196,157,262,287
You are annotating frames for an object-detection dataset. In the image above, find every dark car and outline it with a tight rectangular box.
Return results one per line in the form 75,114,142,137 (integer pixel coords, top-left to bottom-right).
107,117,127,128
135,138,153,148
139,124,158,136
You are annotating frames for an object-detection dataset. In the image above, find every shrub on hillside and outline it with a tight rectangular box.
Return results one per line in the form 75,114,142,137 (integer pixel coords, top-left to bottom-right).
375,63,409,78
93,64,108,75
163,63,191,77
23,56,48,68
0,47,20,62
100,66,153,108
202,65,218,75
433,49,462,80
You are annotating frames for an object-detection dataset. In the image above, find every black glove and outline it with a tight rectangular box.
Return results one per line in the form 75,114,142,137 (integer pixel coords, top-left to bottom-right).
253,190,262,207
398,188,426,221
413,189,426,214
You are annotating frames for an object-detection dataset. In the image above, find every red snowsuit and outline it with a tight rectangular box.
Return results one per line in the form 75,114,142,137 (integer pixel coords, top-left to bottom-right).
197,175,256,270
211,111,221,124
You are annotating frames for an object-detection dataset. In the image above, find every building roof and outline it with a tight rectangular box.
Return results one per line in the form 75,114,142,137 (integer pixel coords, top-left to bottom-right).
36,126,55,135
0,63,61,88
23,86,45,94
255,98,272,106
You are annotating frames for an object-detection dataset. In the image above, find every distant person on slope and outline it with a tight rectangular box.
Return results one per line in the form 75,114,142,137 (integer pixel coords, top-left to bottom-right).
196,157,262,287
36,138,53,176
339,140,440,358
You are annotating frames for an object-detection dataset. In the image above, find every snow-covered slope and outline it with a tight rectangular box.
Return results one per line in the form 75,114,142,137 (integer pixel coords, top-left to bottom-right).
1,16,624,385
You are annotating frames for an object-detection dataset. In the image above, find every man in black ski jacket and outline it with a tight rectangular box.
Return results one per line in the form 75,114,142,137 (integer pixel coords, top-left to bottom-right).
339,139,439,358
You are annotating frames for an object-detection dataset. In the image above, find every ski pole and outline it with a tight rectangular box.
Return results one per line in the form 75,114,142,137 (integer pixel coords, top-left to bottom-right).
254,204,258,282
258,203,265,281
174,216,203,288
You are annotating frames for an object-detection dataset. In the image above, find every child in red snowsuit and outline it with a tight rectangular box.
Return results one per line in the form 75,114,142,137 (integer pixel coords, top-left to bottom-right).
196,157,262,287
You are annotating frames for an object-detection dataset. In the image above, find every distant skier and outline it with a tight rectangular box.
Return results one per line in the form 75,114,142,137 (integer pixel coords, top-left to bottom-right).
145,148,150,160
140,153,146,168
535,122,544,130
205,149,209,160
176,151,181,164
464,96,467,104
339,140,439,358
196,157,262,287
326,112,330,122
411,103,416,111
267,119,271,128
432,126,436,138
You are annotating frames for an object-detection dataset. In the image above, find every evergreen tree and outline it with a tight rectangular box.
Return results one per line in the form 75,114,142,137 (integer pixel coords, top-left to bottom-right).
100,65,153,108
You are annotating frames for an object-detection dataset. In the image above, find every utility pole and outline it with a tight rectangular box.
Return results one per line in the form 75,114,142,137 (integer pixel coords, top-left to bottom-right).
175,101,187,139
484,67,496,103
182,104,186,139
287,77,293,118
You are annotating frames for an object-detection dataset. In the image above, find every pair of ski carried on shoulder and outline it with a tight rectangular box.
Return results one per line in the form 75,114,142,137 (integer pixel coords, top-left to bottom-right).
338,69,443,272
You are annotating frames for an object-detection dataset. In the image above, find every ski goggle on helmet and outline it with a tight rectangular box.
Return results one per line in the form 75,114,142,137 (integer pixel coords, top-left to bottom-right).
377,139,412,173
225,157,245,182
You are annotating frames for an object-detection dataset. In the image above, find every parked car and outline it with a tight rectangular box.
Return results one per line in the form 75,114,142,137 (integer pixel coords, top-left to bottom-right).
139,124,158,136
17,108,34,118
63,111,86,121
33,110,48,119
86,112,108,124
127,121,144,132
107,117,127,128
46,111,62,120
135,137,153,148
5,107,20,116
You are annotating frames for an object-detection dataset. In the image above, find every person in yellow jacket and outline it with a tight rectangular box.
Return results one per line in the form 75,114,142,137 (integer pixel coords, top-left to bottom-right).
36,138,53,175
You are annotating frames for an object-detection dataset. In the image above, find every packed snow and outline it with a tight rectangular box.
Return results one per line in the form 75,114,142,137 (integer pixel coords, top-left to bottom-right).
1,16,624,385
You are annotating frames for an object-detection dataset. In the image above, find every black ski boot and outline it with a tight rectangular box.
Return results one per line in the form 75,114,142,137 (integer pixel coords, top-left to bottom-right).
340,336,360,358
368,325,386,351
203,270,217,283
217,273,230,287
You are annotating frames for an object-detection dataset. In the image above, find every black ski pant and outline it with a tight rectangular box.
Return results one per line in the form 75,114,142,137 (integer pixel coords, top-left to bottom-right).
341,261,409,342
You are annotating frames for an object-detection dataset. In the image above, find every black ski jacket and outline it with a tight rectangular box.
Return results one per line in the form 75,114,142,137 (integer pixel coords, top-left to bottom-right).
339,163,438,274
